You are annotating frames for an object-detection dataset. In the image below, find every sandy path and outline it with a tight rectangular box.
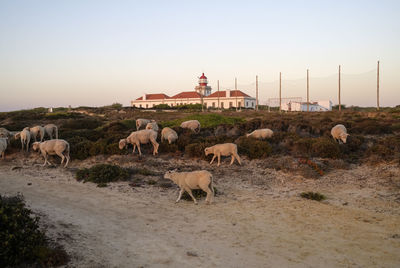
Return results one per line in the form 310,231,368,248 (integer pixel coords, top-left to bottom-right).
1,162,400,268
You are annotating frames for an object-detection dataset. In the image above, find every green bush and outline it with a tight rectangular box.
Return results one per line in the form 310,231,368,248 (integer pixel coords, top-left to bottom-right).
185,143,210,158
300,192,326,201
236,137,272,159
76,164,130,186
0,195,69,267
311,137,341,159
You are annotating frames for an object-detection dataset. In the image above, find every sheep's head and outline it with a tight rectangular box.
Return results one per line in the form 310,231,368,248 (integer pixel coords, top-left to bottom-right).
246,133,250,138
164,171,173,180
340,133,349,144
146,124,152,130
204,147,212,156
32,142,40,151
118,139,127,149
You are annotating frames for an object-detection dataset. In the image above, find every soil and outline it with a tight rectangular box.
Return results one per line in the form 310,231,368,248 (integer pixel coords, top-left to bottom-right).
1,152,400,267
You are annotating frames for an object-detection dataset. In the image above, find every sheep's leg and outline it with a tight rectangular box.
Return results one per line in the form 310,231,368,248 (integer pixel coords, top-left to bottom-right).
150,137,159,155
185,188,198,205
64,154,70,168
21,139,24,151
56,151,65,165
176,189,184,203
210,155,216,165
217,153,221,167
1,152,4,159
42,153,48,166
201,185,213,204
234,153,241,165
229,155,235,165
137,143,142,156
132,144,136,154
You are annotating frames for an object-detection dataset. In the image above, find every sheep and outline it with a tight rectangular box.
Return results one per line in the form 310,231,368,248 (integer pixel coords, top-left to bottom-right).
145,121,159,132
161,127,178,144
30,125,45,142
246,128,274,139
32,139,70,167
204,143,241,167
14,129,31,152
0,138,8,159
136,119,152,130
44,124,58,139
164,170,214,204
119,129,159,156
0,127,11,138
180,120,201,133
331,124,349,144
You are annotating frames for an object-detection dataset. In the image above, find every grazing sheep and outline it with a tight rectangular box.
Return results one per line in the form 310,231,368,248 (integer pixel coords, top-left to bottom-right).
145,121,159,132
14,129,31,152
119,129,159,156
161,127,178,144
32,139,70,167
0,138,8,159
246,128,274,139
0,127,11,138
331,124,349,144
204,143,241,167
30,125,45,142
136,119,152,130
180,120,201,133
164,170,214,204
44,124,58,140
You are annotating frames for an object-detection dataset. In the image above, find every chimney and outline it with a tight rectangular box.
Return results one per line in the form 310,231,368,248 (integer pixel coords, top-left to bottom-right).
143,94,146,100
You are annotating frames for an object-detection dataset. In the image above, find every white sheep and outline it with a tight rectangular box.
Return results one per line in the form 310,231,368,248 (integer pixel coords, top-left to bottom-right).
331,124,349,144
161,127,178,144
30,125,45,142
119,129,159,156
204,143,241,167
164,170,214,204
145,121,159,132
180,120,201,133
44,124,58,139
15,129,31,152
0,138,8,159
32,139,70,167
246,128,274,139
136,119,152,130
0,127,11,138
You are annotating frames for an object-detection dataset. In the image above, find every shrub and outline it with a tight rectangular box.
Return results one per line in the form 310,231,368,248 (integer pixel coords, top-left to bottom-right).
311,137,341,159
300,192,326,201
76,164,130,186
292,138,315,157
0,195,69,267
161,113,244,129
62,118,103,130
185,143,210,158
153,104,170,109
236,137,272,159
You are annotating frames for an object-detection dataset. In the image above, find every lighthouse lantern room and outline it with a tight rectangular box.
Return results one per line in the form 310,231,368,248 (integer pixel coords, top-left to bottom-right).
195,73,212,96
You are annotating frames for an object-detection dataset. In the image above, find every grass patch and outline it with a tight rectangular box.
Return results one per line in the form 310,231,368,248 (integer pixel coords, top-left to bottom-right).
300,192,326,201
0,194,69,267
76,164,130,186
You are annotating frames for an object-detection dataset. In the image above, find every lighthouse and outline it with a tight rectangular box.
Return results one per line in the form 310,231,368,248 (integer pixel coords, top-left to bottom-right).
195,73,212,96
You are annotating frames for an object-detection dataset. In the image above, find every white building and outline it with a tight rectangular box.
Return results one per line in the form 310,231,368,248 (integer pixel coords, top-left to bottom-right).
131,73,256,109
281,100,333,112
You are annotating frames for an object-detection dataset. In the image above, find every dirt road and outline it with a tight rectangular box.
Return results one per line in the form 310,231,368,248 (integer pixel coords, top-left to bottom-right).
1,157,400,267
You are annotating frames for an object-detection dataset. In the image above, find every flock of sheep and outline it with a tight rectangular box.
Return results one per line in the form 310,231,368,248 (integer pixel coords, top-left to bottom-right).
0,117,350,205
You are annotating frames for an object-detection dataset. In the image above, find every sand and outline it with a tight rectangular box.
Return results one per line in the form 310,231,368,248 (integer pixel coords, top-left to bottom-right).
0,153,399,267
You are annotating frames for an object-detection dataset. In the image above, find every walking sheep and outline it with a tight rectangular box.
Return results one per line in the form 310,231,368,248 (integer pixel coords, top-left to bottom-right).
15,128,31,152
145,121,159,132
136,119,152,130
204,143,241,167
30,125,45,142
180,120,201,133
119,129,159,156
32,139,70,167
164,170,214,204
331,124,349,144
0,138,8,159
161,127,178,144
246,128,273,139
44,124,58,139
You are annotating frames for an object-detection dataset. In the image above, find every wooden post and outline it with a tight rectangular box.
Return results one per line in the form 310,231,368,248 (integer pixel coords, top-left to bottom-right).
256,75,259,111
279,72,282,112
217,80,220,110
307,69,309,112
338,65,341,111
377,60,380,111
235,77,238,111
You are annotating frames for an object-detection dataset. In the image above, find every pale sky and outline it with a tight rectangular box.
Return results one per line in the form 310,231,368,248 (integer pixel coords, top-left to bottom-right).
1,0,399,111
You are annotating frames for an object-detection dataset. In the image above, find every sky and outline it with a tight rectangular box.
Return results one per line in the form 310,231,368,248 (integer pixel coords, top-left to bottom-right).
0,0,399,111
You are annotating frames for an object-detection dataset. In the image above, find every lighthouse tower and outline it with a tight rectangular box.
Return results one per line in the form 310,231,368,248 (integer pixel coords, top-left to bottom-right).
195,73,212,96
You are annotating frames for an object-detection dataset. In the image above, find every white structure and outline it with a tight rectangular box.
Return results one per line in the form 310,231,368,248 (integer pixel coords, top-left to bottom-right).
131,73,256,109
281,100,333,112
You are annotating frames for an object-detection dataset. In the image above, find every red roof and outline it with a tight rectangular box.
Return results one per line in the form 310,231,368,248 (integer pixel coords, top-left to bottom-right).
199,73,207,79
136,93,170,100
206,90,250,98
171,91,202,99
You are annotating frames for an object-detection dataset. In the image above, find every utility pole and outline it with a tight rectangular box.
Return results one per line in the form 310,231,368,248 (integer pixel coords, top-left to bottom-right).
279,72,282,112
338,65,341,111
377,60,380,111
255,75,259,111
307,69,309,112
217,80,220,111
235,77,238,111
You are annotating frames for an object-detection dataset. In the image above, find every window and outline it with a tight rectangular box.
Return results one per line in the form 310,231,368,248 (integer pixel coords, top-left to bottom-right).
204,102,207,107
146,104,148,108
221,102,224,109
252,102,254,107
238,101,241,107
229,102,233,108
212,102,215,108
246,102,248,107
139,104,142,108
